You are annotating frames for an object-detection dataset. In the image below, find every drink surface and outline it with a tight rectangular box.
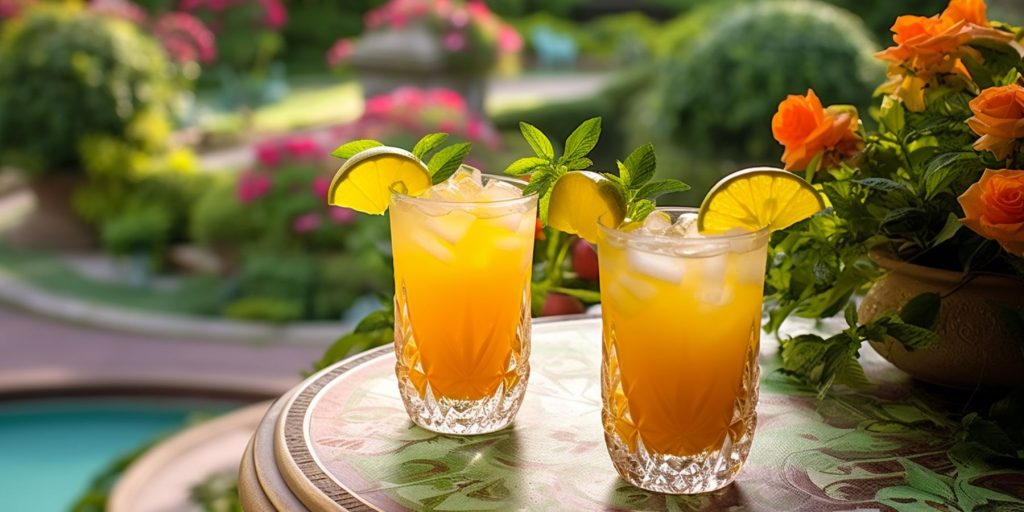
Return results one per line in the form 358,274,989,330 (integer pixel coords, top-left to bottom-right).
599,212,768,456
391,169,536,401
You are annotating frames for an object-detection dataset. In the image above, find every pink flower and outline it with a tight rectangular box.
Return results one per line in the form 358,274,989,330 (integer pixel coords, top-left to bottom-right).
449,8,469,28
153,12,217,64
497,25,523,54
311,177,330,200
292,213,322,234
443,31,466,51
364,95,393,116
237,172,272,203
326,38,355,68
261,0,286,29
255,141,282,168
89,0,149,25
329,207,357,225
284,137,320,160
428,88,466,110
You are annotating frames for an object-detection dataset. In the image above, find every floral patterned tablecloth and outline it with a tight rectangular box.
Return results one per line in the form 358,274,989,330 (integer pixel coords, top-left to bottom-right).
299,318,1024,511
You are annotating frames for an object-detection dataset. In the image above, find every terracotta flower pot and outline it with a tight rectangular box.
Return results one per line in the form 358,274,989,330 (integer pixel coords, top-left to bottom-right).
858,249,1024,390
5,174,95,250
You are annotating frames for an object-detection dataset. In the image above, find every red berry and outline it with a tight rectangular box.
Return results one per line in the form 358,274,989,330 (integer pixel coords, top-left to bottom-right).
540,293,585,317
572,239,600,282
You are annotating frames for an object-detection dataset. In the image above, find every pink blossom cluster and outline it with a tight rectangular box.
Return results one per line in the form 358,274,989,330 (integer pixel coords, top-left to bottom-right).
334,87,501,150
239,136,357,234
325,38,355,69
361,0,520,54
178,0,286,30
88,0,217,65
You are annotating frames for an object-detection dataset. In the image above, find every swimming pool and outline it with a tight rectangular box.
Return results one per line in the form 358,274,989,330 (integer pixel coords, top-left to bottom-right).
0,397,238,512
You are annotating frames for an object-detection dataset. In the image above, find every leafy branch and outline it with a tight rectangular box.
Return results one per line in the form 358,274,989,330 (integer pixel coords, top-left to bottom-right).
331,133,472,185
780,294,940,398
308,300,395,375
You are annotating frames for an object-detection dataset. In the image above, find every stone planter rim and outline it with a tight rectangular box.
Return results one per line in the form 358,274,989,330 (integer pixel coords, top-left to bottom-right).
868,246,1024,291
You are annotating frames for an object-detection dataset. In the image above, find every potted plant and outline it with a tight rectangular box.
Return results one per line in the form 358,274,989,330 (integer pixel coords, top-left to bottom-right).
0,4,177,249
766,0,1024,391
336,0,521,113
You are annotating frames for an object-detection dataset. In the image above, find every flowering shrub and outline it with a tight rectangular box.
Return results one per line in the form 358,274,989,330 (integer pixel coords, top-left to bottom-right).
332,87,501,151
177,0,286,74
327,0,521,74
89,0,216,66
761,0,1023,395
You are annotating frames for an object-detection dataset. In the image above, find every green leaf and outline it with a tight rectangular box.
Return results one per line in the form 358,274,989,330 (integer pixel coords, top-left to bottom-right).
627,199,656,222
900,458,956,503
635,179,690,201
562,117,602,162
879,96,906,136
563,157,593,171
900,292,941,329
615,160,631,185
932,213,962,248
427,142,472,184
550,286,601,303
886,322,940,351
924,152,983,200
505,157,549,176
331,139,383,159
524,170,559,223
844,302,859,329
519,122,554,160
832,355,871,389
623,143,656,188
354,309,394,333
411,133,448,160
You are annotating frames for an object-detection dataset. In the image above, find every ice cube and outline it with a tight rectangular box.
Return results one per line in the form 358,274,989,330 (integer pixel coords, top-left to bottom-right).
735,249,767,284
408,230,456,263
697,254,730,305
667,212,699,238
626,246,685,283
641,211,672,234
422,209,476,245
480,179,523,201
613,272,658,301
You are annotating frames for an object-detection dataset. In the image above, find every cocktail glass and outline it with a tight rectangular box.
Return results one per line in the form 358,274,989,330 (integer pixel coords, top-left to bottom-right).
390,173,538,435
597,207,769,493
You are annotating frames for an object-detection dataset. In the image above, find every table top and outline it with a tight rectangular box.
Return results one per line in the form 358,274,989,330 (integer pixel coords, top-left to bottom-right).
242,317,1024,512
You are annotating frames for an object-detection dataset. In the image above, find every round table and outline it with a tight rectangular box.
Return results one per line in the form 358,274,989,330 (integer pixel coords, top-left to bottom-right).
239,317,1024,511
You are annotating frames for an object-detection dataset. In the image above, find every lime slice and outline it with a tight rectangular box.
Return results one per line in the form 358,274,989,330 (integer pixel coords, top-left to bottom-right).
548,171,627,244
327,146,432,215
698,167,826,234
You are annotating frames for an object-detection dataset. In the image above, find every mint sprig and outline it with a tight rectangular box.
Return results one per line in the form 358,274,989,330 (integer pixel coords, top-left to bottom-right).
505,117,604,222
330,134,471,185
604,143,690,222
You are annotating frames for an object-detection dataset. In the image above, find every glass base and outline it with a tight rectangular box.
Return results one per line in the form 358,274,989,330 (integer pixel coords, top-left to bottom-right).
396,367,529,435
603,418,755,494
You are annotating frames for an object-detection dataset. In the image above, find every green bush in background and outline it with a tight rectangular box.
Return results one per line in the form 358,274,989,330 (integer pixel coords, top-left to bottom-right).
0,4,176,176
627,0,881,200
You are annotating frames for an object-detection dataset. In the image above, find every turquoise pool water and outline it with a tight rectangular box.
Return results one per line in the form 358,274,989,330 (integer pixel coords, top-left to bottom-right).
0,398,236,512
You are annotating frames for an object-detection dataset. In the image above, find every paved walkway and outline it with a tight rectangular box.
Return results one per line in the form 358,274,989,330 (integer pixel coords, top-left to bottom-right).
0,305,325,398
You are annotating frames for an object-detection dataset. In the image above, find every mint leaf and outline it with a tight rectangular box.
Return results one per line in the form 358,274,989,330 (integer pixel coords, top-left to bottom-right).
331,139,383,159
411,133,448,160
427,143,472,184
900,292,941,329
520,122,554,160
884,321,939,351
616,160,631,186
505,157,549,176
623,143,656,188
636,179,689,201
523,170,559,223
627,199,656,222
563,157,593,171
562,117,602,162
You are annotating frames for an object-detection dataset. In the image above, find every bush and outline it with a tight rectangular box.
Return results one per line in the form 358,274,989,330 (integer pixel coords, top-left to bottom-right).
0,4,176,176
628,1,881,174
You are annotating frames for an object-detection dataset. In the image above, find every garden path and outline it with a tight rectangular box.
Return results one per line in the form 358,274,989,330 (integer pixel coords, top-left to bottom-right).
0,305,323,398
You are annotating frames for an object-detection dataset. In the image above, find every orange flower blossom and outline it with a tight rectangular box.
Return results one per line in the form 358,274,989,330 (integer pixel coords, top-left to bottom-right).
958,169,1024,256
968,83,1024,161
876,0,1015,112
771,89,862,171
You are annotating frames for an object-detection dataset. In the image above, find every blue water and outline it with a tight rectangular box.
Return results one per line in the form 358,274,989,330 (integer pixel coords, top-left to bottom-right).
0,398,236,512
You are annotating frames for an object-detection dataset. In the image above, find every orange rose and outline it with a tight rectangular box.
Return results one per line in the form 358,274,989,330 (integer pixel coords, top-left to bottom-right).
968,84,1024,161
876,0,1013,111
771,90,861,171
958,169,1024,256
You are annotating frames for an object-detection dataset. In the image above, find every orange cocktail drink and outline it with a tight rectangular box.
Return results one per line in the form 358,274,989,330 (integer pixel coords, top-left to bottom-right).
390,168,537,435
